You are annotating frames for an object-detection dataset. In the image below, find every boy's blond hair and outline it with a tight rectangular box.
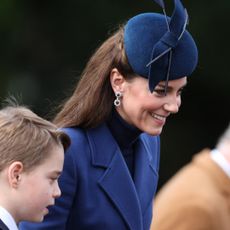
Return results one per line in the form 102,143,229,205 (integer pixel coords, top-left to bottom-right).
0,105,70,172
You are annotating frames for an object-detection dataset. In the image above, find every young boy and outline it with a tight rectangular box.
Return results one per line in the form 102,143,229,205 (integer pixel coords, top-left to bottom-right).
0,104,70,230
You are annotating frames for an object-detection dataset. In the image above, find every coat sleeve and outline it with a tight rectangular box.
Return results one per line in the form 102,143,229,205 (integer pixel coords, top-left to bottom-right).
151,204,216,230
19,128,80,230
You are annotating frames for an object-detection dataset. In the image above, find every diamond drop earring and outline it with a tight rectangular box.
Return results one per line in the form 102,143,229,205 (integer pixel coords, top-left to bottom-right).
114,92,122,107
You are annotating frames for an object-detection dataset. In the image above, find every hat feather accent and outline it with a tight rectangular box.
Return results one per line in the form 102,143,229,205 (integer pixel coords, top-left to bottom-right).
153,0,165,9
147,0,188,92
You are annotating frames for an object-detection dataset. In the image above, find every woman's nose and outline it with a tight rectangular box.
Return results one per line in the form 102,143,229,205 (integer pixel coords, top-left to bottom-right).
163,96,181,114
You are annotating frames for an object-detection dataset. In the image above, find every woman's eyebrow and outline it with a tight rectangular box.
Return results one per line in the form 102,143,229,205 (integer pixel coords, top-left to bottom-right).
156,84,167,88
157,82,187,90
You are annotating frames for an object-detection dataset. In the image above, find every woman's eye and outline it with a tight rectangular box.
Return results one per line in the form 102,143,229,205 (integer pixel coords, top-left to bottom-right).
154,89,166,96
177,88,184,96
177,91,182,96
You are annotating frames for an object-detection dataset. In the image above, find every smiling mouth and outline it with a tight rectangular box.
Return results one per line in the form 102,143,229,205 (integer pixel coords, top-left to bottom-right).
151,113,166,122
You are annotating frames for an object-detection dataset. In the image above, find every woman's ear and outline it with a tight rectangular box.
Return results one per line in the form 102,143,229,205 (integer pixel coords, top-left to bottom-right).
110,68,125,93
8,161,23,188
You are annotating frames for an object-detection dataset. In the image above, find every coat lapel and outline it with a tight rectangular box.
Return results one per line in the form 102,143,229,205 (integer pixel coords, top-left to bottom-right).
87,124,143,230
134,135,159,215
98,149,143,230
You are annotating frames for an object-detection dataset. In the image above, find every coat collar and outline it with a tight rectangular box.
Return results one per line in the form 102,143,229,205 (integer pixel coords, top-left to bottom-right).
86,123,156,169
86,123,158,230
195,150,230,196
87,123,118,168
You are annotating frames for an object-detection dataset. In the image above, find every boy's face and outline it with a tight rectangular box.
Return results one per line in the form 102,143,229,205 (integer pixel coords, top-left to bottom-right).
16,144,64,223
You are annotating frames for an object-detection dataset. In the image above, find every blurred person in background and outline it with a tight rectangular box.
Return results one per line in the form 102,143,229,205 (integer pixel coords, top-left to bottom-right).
20,0,198,229
151,123,230,230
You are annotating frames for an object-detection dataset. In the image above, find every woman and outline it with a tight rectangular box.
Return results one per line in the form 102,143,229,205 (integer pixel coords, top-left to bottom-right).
20,0,198,229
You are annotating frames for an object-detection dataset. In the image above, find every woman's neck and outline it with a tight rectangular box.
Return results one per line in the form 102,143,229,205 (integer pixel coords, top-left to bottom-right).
107,109,141,148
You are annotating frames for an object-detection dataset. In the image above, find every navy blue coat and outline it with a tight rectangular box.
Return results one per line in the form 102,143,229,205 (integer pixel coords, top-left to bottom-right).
0,219,9,230
20,123,160,230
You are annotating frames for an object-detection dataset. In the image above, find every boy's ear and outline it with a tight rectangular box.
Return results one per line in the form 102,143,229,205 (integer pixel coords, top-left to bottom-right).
8,162,23,188
110,68,125,93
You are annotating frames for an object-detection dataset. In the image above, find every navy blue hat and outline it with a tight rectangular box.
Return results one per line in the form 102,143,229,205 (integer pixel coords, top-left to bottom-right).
124,0,198,92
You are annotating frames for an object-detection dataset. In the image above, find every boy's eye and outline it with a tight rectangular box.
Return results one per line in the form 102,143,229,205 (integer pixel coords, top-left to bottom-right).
49,177,58,182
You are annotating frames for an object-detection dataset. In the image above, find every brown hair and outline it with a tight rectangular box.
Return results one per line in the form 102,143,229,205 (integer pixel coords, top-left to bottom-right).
54,26,136,129
0,105,70,172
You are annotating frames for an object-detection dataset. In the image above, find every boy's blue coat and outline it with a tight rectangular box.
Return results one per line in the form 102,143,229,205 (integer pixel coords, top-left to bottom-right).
0,219,9,230
20,123,160,230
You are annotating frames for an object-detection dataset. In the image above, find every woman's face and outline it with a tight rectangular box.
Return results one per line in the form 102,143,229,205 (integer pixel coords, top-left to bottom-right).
113,72,187,136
